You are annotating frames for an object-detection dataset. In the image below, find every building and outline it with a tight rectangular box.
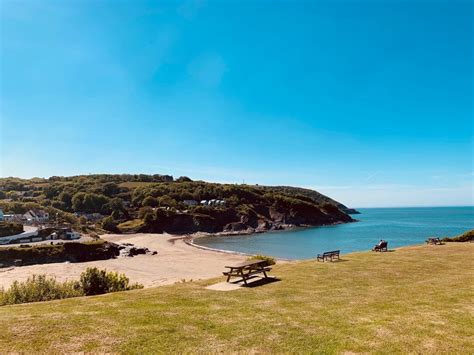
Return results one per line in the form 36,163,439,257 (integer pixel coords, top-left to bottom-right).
0,208,3,222
24,209,49,223
200,199,225,206
183,200,198,206
3,213,24,222
51,228,81,240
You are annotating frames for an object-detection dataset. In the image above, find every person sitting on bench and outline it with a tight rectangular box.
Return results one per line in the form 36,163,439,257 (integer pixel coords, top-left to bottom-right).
373,240,388,252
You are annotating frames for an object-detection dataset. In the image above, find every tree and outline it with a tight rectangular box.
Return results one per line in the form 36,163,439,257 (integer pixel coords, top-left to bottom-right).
138,206,153,219
72,192,86,212
59,192,72,209
157,196,177,208
176,176,192,182
143,212,154,225
108,197,124,211
142,196,158,207
102,182,119,197
111,210,121,220
102,216,119,233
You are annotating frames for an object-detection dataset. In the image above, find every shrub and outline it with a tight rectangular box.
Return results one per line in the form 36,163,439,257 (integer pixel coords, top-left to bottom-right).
247,254,276,266
138,206,154,219
79,267,143,296
0,268,144,306
142,196,158,207
0,275,83,306
442,229,473,242
102,216,119,233
0,222,24,237
143,212,155,225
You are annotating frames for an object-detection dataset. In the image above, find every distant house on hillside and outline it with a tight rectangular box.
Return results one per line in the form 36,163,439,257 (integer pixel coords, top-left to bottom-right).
200,199,225,207
24,209,49,223
183,200,198,206
3,213,24,222
0,209,4,222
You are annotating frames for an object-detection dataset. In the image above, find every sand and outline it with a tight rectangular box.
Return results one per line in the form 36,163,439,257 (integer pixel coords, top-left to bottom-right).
0,233,248,289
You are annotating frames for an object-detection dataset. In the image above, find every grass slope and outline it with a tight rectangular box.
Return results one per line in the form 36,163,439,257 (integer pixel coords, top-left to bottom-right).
1,243,473,353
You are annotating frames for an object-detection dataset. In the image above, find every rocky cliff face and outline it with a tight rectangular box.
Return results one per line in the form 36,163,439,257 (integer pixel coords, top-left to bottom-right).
138,203,355,235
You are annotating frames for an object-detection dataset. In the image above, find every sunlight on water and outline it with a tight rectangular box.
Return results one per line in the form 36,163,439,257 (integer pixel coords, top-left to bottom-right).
195,207,474,259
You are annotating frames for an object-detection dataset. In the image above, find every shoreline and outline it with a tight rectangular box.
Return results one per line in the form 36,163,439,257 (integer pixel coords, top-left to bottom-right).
0,233,250,290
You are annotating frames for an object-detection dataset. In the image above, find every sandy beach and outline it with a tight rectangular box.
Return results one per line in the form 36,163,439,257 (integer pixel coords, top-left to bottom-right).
0,233,248,289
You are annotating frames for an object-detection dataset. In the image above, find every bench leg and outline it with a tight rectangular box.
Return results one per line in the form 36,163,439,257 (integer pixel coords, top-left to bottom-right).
240,270,248,285
226,274,231,282
262,268,268,278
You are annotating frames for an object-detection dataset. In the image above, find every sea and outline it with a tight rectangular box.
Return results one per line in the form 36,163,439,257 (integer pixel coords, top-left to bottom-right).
194,207,474,259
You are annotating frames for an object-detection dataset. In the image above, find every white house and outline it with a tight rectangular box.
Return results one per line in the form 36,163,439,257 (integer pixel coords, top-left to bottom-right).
24,209,49,223
3,214,24,222
183,200,198,206
200,199,225,207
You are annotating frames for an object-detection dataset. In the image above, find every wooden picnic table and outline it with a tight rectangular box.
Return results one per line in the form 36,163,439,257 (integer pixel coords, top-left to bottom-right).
223,259,271,285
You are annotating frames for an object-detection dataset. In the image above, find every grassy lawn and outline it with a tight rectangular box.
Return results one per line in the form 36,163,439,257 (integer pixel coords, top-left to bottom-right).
1,243,473,353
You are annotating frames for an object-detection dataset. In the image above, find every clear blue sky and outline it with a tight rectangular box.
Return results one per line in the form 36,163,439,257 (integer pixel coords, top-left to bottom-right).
1,0,472,207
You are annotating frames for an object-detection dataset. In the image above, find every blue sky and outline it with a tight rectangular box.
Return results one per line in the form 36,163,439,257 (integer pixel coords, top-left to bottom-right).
1,0,472,207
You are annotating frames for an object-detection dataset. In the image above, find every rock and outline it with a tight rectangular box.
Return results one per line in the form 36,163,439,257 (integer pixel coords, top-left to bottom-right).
223,222,247,232
118,243,155,257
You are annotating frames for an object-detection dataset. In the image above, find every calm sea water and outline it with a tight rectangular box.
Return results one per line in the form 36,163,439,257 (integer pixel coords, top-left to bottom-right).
194,207,474,259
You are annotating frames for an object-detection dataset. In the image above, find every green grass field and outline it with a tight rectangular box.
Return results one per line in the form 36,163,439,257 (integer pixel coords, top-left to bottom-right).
1,243,473,353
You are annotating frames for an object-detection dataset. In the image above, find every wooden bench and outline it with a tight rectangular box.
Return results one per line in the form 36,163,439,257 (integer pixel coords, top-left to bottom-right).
426,237,442,245
316,250,340,262
373,241,388,252
223,260,272,285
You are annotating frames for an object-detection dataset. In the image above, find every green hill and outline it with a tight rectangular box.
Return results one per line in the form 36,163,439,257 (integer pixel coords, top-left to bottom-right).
0,175,356,234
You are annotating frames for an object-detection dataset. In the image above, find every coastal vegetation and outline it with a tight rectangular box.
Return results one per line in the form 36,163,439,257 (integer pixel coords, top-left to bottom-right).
0,243,471,352
0,268,143,306
0,222,23,238
247,254,276,266
442,229,473,242
0,174,356,235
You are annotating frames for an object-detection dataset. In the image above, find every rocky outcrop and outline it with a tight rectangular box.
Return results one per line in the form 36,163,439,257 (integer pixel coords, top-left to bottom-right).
118,243,157,257
137,202,355,235
0,241,120,267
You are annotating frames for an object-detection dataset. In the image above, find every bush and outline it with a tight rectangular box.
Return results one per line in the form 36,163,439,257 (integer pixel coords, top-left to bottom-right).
143,212,155,225
0,222,24,237
0,268,144,306
0,275,83,306
442,229,474,242
102,216,119,233
79,267,143,296
247,254,276,266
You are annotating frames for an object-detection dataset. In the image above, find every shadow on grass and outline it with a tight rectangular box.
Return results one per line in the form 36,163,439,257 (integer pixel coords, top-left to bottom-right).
316,259,350,263
229,276,281,288
243,276,281,288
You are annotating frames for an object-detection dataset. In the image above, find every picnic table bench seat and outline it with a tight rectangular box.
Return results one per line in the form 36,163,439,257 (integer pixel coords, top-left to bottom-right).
316,250,340,262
